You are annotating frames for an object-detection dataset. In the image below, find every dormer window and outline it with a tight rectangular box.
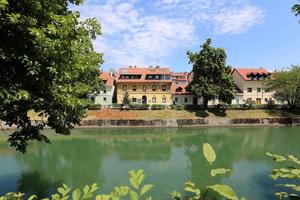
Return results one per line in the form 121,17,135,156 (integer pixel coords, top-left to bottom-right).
176,87,183,93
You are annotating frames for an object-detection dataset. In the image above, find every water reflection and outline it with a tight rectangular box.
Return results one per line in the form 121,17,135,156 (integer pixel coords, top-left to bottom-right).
0,127,299,199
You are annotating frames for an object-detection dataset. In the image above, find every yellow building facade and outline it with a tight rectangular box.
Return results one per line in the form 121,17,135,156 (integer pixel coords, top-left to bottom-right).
116,66,173,105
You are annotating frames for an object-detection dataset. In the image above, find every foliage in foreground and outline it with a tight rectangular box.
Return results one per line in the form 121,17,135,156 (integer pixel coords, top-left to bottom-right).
267,152,300,199
1,144,300,200
0,0,103,152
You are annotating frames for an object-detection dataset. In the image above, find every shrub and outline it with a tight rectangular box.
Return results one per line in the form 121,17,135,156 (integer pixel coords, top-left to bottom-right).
111,103,122,109
151,104,166,110
171,104,185,110
88,104,101,110
129,104,150,110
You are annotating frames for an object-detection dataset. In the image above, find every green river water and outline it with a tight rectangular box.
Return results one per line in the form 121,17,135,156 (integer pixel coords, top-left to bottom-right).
0,127,300,199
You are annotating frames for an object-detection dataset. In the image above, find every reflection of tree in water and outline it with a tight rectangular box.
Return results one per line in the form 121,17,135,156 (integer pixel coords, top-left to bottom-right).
178,127,300,199
15,138,109,195
112,139,172,161
17,171,61,198
9,127,300,199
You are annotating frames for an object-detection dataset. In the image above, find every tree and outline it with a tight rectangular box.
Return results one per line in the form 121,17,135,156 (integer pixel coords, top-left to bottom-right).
121,91,131,109
266,66,300,109
293,1,300,21
187,39,235,107
0,0,103,152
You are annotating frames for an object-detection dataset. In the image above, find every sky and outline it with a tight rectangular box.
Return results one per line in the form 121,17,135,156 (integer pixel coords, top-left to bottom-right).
72,0,300,72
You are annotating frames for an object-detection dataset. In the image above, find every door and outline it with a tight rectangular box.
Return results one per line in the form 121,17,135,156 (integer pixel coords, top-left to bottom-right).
142,95,147,104
256,98,261,105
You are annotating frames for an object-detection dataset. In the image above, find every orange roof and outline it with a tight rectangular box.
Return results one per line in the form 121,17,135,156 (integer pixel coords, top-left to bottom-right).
171,83,190,94
233,68,271,81
116,66,172,83
171,72,189,77
100,72,114,86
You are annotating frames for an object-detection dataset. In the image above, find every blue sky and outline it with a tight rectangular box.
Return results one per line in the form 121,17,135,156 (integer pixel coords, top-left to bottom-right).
73,0,300,72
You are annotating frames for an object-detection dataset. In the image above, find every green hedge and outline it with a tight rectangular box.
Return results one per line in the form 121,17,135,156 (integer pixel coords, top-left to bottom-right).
151,104,166,110
171,104,185,110
88,104,101,110
129,104,150,110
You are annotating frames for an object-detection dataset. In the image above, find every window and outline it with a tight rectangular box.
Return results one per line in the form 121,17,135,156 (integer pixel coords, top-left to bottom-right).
184,97,188,103
152,85,156,91
257,88,261,92
162,97,166,103
247,88,252,93
175,97,178,103
103,90,106,94
152,97,156,103
175,87,183,93
162,85,167,91
132,98,137,103
246,98,252,103
132,85,137,91
236,99,239,104
123,85,127,91
103,97,106,102
142,85,147,91
265,98,268,103
138,99,141,103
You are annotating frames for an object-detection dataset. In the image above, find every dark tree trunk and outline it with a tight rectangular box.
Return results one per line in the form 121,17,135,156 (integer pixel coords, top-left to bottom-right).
203,98,209,108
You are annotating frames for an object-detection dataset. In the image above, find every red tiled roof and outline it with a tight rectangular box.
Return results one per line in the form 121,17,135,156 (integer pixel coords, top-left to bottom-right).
100,72,114,86
116,66,172,83
171,72,189,77
233,68,271,81
171,83,190,94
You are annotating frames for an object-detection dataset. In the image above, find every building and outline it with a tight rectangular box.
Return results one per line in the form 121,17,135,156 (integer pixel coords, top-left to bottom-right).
232,68,274,104
116,66,173,105
171,72,194,105
92,71,116,107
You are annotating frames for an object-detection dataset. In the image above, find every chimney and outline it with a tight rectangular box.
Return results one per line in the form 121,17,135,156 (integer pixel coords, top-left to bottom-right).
156,66,160,68
129,66,132,68
149,66,153,68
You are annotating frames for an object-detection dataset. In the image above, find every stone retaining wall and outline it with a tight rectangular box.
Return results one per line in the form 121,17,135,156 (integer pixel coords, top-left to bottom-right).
1,118,300,130
79,118,300,128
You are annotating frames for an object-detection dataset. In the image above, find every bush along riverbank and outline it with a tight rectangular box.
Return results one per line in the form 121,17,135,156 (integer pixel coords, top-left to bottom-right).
1,143,299,200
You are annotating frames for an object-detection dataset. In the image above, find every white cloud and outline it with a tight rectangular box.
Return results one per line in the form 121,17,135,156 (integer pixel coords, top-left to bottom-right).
73,0,265,68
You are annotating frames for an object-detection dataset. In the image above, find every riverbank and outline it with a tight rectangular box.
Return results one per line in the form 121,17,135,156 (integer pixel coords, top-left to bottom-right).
0,109,297,129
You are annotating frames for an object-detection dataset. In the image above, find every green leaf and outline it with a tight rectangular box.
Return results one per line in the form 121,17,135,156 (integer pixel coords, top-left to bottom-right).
113,186,129,196
129,191,139,200
211,168,231,177
129,170,139,189
184,181,201,198
170,191,182,200
72,189,81,200
266,152,287,162
203,143,216,164
58,187,65,195
96,195,111,200
91,183,99,192
140,184,154,196
28,195,37,200
83,185,89,194
208,184,238,200
0,0,8,10
288,155,300,164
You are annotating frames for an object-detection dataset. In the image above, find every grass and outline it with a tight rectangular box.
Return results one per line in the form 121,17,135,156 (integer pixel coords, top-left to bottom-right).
28,108,300,120
84,109,300,120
